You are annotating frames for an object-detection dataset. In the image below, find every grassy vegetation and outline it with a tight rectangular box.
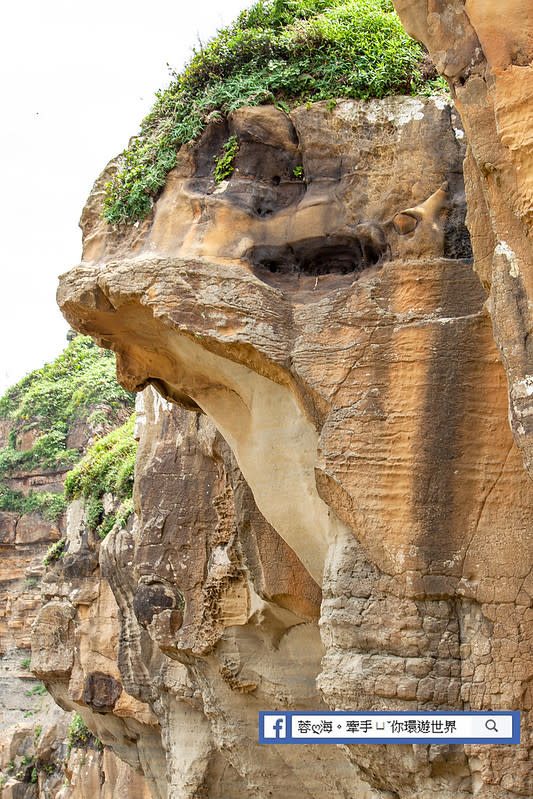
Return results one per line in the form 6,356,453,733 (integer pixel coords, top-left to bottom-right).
0,333,138,552
26,683,48,697
0,335,133,466
64,414,137,539
43,538,67,566
0,335,135,521
68,713,102,751
104,0,447,224
0,488,67,521
214,134,239,183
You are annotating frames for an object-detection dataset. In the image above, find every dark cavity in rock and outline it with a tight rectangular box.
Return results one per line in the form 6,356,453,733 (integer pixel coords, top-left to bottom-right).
83,671,123,712
246,229,386,277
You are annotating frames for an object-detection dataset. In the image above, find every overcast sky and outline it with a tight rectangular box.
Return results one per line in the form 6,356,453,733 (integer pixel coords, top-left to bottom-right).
0,0,254,395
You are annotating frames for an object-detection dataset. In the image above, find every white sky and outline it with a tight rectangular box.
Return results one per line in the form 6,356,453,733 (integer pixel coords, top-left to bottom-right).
0,0,254,395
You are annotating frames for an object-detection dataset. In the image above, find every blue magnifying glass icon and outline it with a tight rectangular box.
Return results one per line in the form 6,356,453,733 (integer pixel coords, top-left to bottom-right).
485,719,499,733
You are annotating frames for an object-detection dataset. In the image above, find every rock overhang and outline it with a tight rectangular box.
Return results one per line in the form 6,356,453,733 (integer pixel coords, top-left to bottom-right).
49,92,533,799
59,95,532,591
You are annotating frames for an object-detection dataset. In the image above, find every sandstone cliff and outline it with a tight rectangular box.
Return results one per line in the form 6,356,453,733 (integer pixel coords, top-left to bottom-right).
0,339,150,798
391,0,533,481
53,93,533,798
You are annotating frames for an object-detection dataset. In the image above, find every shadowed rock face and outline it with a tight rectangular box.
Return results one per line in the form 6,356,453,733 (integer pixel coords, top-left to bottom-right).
56,99,533,797
31,527,168,799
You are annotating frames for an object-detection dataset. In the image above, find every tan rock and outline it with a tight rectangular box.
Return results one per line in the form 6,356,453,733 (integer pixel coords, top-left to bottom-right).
0,421,145,797
31,601,75,678
0,547,46,655
128,387,320,658
31,496,166,799
19,428,40,451
392,0,533,480
55,98,533,797
95,387,383,799
0,419,11,449
0,513,18,545
15,515,60,545
59,747,152,799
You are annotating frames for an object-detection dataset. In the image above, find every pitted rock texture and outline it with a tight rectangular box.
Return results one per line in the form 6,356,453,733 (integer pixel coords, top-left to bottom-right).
392,0,533,479
55,99,533,797
32,505,165,799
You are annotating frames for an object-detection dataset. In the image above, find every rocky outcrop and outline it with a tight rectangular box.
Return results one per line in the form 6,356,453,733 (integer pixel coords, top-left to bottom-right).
0,342,145,799
0,442,69,799
33,386,332,798
30,501,164,799
391,0,533,479
55,98,533,797
0,496,150,799
0,709,151,799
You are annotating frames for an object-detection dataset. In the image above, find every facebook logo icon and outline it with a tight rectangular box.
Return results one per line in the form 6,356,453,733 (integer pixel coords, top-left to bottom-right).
263,715,287,740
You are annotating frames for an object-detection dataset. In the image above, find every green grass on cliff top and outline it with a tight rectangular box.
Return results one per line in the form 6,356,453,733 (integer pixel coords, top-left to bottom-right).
0,336,135,520
64,413,136,539
0,336,133,467
104,0,446,225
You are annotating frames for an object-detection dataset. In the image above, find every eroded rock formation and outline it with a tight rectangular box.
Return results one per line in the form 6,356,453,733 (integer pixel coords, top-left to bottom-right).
31,502,165,799
392,0,533,480
53,98,533,797
0,450,150,799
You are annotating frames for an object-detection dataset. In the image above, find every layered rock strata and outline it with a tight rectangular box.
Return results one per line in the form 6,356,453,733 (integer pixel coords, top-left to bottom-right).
31,502,164,799
54,99,533,797
0,378,146,798
0,428,70,799
392,0,533,478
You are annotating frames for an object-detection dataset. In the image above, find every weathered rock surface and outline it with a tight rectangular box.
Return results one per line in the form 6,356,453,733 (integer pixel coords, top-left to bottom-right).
0,705,150,799
55,98,533,797
0,514,152,799
31,502,165,799
107,386,389,798
59,747,152,799
0,475,66,798
34,387,355,798
392,0,533,480
0,394,147,798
